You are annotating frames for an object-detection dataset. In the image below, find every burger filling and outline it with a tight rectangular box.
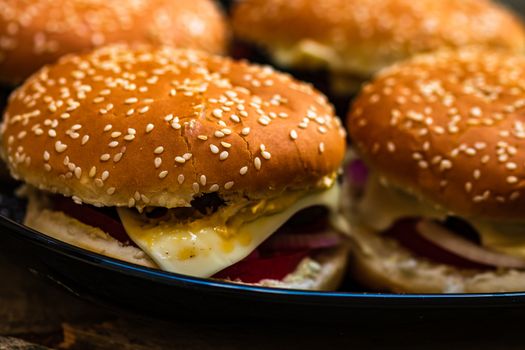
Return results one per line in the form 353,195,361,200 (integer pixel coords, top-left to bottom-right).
39,182,348,283
347,159,525,269
233,40,365,96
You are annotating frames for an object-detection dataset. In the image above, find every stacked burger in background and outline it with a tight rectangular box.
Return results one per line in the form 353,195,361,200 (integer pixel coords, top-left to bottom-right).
2,0,525,293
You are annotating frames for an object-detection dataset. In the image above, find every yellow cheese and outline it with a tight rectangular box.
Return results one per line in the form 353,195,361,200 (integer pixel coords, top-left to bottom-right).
117,184,346,277
356,175,445,231
358,175,525,259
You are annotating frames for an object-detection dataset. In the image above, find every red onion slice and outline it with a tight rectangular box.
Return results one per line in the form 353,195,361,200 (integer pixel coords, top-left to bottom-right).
346,159,369,189
416,220,525,269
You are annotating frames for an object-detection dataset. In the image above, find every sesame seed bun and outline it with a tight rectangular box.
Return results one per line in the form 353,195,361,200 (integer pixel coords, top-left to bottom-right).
0,0,229,86
232,0,525,78
348,48,525,221
25,188,349,291
1,45,346,209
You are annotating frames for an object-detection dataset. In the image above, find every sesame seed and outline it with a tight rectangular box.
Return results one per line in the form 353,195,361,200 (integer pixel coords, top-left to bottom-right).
154,146,164,154
43,151,50,161
197,135,208,141
212,109,223,118
125,97,138,104
164,114,174,122
108,141,119,148
192,183,199,193
319,142,325,154
154,157,162,168
507,176,519,184
139,106,149,114
209,184,219,192
175,156,186,164
440,159,452,171
177,174,185,184
221,142,232,148
113,153,123,162
258,117,270,126
240,166,248,175
159,171,168,179
89,167,96,177
48,129,57,137
200,175,207,186
111,131,121,138
146,124,154,133
230,115,240,123
214,131,225,138
124,135,135,141
241,127,250,136
81,135,90,145
210,144,219,154
261,151,271,160
290,130,298,140
506,162,517,170
100,153,110,161
254,157,261,170
54,141,67,153
183,153,192,160
224,181,234,190
219,151,229,160
101,171,109,181
104,124,112,132
74,167,82,179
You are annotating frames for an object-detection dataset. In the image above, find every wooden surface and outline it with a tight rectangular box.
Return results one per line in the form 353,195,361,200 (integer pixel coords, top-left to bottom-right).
1,250,525,350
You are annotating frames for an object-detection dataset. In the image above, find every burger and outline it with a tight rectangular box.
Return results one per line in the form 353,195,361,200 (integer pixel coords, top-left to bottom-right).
1,45,349,290
232,0,525,95
346,48,525,293
0,0,229,86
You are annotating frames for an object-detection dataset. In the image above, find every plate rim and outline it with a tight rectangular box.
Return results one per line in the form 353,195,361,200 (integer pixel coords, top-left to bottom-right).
4,214,525,305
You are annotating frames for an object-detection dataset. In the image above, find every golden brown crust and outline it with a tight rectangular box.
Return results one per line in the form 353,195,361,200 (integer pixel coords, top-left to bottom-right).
1,45,346,208
348,48,525,220
0,0,229,85
232,0,525,76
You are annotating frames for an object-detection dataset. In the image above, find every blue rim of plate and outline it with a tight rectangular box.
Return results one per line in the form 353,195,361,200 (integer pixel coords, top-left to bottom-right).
3,214,525,303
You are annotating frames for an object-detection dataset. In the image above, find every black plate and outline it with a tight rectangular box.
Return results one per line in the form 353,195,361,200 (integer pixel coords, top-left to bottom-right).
2,189,525,322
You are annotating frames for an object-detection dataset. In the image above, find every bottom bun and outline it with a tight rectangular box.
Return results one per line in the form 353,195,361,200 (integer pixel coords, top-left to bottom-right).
24,189,349,290
24,189,158,268
349,225,525,293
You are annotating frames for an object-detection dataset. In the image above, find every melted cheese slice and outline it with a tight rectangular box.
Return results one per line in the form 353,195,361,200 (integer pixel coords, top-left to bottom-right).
356,175,445,231
117,184,347,278
359,175,525,259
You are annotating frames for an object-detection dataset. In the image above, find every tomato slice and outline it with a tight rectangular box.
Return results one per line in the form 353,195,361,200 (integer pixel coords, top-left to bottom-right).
213,250,310,283
53,196,134,246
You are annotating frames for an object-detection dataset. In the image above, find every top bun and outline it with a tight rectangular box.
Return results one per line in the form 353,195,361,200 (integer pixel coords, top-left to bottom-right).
348,48,525,221
232,0,525,77
1,45,346,209
0,0,229,85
